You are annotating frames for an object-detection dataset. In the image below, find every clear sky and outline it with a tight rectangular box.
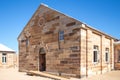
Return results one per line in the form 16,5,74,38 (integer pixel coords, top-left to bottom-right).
0,0,120,52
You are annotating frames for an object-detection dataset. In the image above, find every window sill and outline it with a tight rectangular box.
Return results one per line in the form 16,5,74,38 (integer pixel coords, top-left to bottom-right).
2,63,6,64
59,40,64,41
93,62,99,65
105,62,109,64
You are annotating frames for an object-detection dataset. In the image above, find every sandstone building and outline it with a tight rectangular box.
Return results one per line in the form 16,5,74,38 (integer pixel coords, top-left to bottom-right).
114,41,120,70
18,4,117,78
0,44,16,68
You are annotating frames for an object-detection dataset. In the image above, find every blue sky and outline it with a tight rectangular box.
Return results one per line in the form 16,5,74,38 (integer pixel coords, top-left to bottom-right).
0,0,120,52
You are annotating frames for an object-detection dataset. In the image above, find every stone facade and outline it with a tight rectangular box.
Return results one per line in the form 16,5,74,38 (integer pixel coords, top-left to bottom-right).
18,4,116,78
80,27,115,77
114,41,120,70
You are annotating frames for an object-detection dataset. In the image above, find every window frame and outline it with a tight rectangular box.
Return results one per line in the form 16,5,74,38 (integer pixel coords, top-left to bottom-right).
105,48,109,63
2,53,7,64
26,39,29,46
93,45,99,63
59,31,64,41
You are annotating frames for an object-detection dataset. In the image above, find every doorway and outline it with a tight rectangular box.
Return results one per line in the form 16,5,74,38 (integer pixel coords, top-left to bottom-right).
39,48,46,71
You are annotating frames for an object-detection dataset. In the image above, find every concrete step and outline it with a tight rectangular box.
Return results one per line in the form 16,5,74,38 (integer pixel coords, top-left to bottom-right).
27,71,69,80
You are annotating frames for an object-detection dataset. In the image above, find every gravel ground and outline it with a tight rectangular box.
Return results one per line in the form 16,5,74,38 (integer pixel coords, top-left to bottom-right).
70,70,120,80
1,68,120,80
0,68,52,80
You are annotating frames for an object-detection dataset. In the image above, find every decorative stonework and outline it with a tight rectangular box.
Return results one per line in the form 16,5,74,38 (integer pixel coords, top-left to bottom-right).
38,16,45,27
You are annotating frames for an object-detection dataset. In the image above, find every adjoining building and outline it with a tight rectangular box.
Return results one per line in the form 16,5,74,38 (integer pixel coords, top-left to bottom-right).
0,44,16,68
18,4,117,78
114,41,120,70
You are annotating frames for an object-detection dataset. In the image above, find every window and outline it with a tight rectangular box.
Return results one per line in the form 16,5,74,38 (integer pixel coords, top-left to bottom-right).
2,53,7,63
93,45,99,63
59,31,64,41
26,39,29,52
105,48,109,62
26,39,29,46
117,50,120,62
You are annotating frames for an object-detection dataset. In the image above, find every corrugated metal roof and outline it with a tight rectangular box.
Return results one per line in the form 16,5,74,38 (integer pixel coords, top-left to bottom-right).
0,44,15,52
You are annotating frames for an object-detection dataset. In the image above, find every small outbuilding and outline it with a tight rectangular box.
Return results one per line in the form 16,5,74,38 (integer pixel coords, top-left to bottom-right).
0,44,16,68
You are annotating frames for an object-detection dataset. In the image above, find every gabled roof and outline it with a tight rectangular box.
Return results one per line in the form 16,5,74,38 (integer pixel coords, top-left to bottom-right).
0,44,15,52
17,3,83,40
18,3,117,40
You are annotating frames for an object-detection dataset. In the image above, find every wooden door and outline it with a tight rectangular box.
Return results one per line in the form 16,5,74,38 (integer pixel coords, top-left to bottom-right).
39,54,46,71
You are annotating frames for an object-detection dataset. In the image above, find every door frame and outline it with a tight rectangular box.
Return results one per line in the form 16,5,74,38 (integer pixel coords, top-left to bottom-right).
38,48,46,71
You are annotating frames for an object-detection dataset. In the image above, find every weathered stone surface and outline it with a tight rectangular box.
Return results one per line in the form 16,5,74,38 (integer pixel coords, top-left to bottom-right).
80,28,115,77
18,4,115,78
18,4,81,78
114,42,120,70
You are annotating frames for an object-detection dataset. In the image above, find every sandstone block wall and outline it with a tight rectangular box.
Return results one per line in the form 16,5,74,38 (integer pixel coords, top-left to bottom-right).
80,27,114,77
0,52,16,68
18,4,82,77
114,43,120,70
18,4,115,78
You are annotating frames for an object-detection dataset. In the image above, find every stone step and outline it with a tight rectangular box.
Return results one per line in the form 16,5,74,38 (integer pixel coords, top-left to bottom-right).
27,70,69,80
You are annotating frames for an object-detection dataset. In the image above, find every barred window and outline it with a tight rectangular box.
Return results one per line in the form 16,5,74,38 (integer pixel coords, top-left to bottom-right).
2,53,7,63
93,45,99,63
105,48,109,62
59,31,64,41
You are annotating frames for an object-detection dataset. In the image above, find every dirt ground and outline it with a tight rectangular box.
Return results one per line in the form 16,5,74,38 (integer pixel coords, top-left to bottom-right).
70,70,120,80
0,68,120,80
0,68,52,80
